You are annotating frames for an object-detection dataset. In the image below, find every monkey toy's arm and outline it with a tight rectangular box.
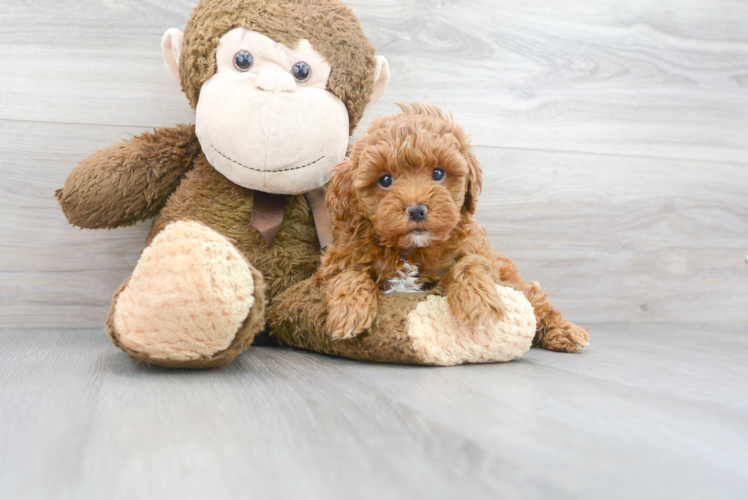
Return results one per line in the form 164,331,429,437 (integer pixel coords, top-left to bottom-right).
56,124,201,229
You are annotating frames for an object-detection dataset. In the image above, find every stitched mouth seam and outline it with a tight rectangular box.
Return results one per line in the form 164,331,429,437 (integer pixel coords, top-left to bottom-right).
212,145,325,173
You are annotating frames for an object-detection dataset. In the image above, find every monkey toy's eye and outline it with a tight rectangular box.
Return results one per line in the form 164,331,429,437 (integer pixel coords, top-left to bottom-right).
431,168,446,182
292,61,311,82
378,174,393,189
233,50,254,72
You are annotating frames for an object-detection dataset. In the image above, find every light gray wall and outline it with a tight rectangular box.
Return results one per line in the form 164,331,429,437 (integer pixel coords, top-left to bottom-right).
1,0,746,327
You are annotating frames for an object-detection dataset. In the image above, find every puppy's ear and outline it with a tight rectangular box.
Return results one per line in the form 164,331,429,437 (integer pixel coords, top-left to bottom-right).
462,151,483,214
328,156,362,228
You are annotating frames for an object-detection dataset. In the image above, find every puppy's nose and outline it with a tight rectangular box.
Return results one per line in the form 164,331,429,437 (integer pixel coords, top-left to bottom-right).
406,204,429,222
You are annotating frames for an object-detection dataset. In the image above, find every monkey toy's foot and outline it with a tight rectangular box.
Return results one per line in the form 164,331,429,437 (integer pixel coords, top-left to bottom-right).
107,220,266,368
268,278,537,366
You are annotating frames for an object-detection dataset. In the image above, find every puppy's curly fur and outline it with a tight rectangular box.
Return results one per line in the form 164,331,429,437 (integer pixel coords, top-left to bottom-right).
317,103,589,352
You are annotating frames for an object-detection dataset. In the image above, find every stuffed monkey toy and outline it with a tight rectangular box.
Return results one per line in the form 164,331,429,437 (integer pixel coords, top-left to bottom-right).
57,0,586,368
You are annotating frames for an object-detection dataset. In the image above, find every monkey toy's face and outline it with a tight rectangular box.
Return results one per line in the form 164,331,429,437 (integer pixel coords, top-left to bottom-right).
162,15,389,196
196,28,349,195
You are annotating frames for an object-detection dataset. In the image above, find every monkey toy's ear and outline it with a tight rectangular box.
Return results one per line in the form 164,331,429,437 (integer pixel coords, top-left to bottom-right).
366,56,390,111
161,28,185,83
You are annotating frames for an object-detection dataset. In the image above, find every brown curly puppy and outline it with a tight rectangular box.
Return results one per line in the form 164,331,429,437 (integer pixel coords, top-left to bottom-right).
317,103,589,353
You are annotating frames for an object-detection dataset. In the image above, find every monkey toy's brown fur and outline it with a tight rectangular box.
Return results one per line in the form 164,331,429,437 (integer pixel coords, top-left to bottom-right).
56,0,587,368
57,0,381,367
316,104,589,351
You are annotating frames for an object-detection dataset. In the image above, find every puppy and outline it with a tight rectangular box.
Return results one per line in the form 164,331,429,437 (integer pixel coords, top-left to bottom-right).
317,103,589,353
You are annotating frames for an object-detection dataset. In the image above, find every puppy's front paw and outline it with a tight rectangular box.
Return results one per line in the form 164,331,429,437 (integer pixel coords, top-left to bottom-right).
537,319,589,353
447,280,506,328
325,296,377,340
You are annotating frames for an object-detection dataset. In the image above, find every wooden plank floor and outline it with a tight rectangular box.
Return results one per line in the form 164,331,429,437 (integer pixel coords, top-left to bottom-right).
1,324,747,499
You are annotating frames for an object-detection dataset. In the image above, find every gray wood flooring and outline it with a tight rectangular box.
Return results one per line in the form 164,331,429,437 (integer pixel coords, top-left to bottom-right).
1,324,747,499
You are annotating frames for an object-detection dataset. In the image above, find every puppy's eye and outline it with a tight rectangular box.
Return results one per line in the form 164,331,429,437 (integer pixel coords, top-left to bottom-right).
431,168,446,182
233,50,254,72
378,174,393,189
292,61,311,82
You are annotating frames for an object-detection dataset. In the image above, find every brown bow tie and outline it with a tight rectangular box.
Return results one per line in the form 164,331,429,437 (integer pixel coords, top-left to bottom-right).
250,187,333,250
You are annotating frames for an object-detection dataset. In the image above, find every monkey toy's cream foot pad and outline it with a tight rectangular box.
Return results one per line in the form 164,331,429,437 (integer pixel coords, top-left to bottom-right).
406,285,537,366
269,279,537,366
107,220,266,368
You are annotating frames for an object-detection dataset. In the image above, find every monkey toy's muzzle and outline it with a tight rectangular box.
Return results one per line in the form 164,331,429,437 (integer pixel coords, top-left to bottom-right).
196,71,350,195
